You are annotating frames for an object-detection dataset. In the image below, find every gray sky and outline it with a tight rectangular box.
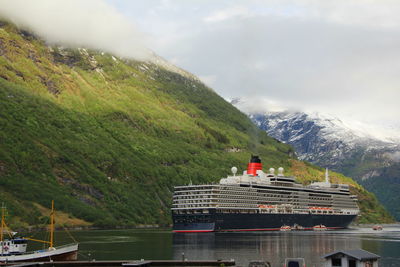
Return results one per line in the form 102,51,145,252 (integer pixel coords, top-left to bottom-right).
1,0,399,131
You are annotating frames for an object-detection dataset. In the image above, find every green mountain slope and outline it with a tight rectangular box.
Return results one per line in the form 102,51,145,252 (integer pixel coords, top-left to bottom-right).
0,21,393,228
361,163,400,220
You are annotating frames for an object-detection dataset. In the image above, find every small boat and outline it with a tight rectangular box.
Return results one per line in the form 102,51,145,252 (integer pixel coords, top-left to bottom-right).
292,224,304,231
313,224,327,231
280,225,292,231
0,201,78,262
372,225,383,231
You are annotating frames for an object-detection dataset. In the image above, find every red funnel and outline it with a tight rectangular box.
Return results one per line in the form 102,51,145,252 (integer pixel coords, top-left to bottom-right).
247,155,262,176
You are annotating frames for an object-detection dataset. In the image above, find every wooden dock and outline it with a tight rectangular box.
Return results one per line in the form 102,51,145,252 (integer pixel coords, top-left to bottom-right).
2,259,235,267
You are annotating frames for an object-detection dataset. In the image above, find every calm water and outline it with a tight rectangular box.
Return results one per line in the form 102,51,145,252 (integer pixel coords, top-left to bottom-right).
28,226,400,267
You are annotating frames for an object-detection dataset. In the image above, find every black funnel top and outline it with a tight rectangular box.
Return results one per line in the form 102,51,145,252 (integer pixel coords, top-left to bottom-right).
250,155,261,163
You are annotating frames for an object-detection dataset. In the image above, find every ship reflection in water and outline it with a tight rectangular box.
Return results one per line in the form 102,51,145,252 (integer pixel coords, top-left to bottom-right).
173,231,362,267
61,228,400,267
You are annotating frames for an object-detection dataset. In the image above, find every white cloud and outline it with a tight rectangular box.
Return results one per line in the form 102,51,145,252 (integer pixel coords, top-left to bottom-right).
141,1,400,127
204,6,250,23
233,96,289,114
0,0,151,60
198,75,217,87
1,0,399,130
303,0,400,29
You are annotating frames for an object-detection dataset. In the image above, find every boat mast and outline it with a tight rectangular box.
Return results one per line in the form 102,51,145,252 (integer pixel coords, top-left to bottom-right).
49,200,54,249
1,205,3,255
23,201,56,249
1,204,4,243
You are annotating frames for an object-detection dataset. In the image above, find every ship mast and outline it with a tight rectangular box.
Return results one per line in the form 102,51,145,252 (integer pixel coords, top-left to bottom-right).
1,205,4,255
1,204,4,243
0,205,11,241
50,200,54,249
24,200,56,249
325,168,330,184
0,204,13,254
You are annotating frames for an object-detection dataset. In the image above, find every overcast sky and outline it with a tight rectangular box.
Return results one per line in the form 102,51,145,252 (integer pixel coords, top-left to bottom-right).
1,0,399,131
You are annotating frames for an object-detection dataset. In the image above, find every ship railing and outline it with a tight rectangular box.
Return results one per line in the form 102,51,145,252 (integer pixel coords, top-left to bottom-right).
172,195,218,199
172,206,353,215
172,198,217,203
173,205,218,209
172,207,215,210
172,204,359,214
174,183,353,198
173,185,220,190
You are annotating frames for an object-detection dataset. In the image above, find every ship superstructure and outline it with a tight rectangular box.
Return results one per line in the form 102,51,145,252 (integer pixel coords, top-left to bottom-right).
172,156,359,232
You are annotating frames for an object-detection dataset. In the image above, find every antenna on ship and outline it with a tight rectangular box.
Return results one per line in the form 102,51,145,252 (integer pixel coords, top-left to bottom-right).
325,168,330,184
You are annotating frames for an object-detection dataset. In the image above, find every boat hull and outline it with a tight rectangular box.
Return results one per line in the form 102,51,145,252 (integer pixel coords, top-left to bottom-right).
0,243,78,262
173,211,356,232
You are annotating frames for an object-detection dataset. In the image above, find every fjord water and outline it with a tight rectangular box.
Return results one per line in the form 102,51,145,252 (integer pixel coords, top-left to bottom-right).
46,227,400,266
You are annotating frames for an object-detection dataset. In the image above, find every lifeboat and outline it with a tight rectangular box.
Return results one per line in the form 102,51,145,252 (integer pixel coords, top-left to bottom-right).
372,225,383,231
280,225,292,231
313,224,327,231
292,224,304,231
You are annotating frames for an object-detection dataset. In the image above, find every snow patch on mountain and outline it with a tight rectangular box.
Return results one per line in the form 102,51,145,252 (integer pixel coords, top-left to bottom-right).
231,97,400,169
232,97,400,145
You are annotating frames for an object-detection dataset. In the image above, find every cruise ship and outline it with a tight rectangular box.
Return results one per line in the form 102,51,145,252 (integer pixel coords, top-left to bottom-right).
172,156,359,232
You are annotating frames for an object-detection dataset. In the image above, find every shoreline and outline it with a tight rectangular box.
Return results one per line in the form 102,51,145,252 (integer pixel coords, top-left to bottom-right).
17,224,172,233
352,223,400,228
16,222,400,233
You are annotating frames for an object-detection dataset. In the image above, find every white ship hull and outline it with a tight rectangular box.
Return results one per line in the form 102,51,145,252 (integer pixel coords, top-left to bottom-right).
0,243,78,262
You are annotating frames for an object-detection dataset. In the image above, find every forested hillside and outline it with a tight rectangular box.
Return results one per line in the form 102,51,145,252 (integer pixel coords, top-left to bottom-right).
0,21,393,228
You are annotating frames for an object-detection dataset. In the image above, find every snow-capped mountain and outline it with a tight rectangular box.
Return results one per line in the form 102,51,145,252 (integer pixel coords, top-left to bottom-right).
232,98,400,220
249,111,400,168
